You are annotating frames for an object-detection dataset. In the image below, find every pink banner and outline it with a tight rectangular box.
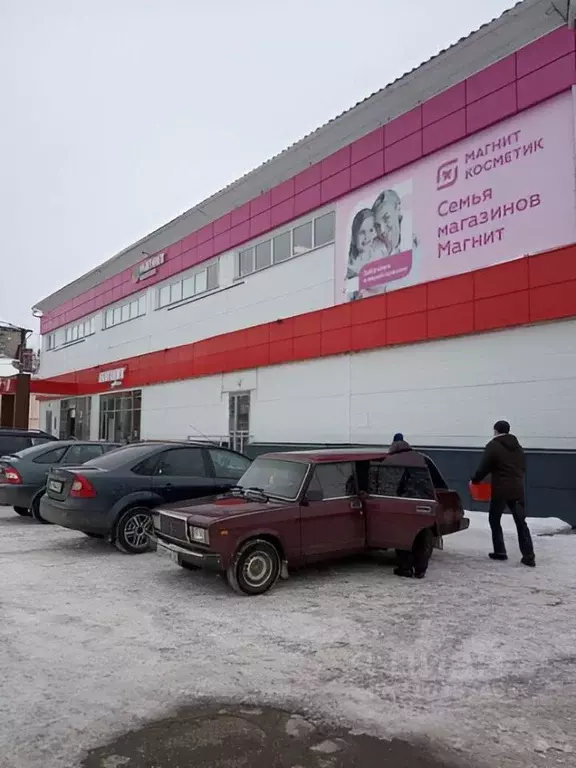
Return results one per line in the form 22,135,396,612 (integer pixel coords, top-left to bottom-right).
337,91,576,303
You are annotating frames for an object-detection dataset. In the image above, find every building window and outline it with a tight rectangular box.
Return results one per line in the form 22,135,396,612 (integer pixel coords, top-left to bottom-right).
99,390,142,443
314,211,336,248
157,261,219,309
292,222,313,255
46,333,56,351
255,240,272,270
104,295,146,329
237,211,335,278
63,316,95,345
273,231,291,263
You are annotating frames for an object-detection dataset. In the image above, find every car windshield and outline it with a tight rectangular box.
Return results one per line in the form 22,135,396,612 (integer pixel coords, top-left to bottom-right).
237,458,308,500
82,443,153,469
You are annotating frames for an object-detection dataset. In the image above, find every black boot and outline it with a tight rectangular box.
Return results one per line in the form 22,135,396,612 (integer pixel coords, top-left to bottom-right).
489,553,508,561
521,556,536,567
394,567,414,578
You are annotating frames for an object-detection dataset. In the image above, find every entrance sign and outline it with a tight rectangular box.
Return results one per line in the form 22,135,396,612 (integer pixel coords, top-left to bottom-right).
134,253,165,281
98,367,126,385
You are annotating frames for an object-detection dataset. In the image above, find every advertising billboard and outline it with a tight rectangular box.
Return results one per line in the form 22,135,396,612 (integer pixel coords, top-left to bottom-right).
336,91,576,303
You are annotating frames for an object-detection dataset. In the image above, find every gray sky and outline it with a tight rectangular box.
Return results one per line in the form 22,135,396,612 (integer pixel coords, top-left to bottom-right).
0,0,516,333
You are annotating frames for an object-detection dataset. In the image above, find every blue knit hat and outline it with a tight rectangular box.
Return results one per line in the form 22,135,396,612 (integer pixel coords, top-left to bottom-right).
393,432,404,442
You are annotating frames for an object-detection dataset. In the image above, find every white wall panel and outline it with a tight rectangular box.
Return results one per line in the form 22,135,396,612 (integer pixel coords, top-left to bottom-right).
140,375,227,442
133,319,576,450
39,244,334,380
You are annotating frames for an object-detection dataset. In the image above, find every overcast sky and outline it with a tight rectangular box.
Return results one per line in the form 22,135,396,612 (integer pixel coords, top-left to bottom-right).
0,0,516,335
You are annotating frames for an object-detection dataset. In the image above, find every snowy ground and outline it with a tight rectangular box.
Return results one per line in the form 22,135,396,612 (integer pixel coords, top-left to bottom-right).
1,505,575,768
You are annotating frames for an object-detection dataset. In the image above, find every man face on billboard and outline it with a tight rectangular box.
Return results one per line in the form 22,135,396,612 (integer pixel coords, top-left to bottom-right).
373,194,402,253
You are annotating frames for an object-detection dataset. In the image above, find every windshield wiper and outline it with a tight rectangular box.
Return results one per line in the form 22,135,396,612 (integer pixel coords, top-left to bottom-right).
243,486,270,501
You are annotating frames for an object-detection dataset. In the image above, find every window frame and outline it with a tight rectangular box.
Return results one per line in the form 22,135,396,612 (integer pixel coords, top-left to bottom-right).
306,461,356,501
153,447,209,478
367,462,437,501
207,448,251,480
236,210,335,279
156,260,220,310
103,294,147,330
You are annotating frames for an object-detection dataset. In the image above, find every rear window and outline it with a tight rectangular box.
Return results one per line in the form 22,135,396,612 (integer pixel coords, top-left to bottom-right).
0,437,30,455
6,443,51,460
82,443,156,469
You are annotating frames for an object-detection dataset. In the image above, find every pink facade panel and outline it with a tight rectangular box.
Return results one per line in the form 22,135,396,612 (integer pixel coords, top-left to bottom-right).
351,128,384,163
516,26,575,78
385,107,422,146
466,55,516,103
466,84,518,134
422,82,466,126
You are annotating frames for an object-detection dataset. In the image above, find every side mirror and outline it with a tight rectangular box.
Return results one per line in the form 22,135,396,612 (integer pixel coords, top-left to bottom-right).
305,489,324,503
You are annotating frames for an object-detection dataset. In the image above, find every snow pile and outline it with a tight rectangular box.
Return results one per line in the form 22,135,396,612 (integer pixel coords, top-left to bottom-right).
0,507,575,768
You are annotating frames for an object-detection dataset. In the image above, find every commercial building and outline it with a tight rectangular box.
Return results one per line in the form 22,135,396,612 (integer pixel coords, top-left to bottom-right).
31,0,576,522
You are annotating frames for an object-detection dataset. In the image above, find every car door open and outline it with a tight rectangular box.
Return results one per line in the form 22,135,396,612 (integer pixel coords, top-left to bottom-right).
363,455,438,550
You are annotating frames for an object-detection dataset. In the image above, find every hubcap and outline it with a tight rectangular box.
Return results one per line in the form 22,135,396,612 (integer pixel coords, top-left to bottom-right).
243,552,272,587
124,513,152,549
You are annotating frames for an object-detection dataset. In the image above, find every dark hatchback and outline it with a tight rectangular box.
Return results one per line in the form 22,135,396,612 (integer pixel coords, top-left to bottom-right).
0,428,57,456
0,441,121,518
39,442,251,553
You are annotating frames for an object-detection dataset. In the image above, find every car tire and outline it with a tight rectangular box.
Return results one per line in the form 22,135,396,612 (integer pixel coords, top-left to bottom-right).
226,539,281,596
31,492,51,524
13,506,31,517
114,507,153,554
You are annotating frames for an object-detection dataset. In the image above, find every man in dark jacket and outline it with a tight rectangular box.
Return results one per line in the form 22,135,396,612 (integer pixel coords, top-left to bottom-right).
471,420,535,567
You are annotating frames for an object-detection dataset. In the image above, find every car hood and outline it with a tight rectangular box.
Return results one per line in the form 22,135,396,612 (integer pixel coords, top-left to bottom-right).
158,495,291,524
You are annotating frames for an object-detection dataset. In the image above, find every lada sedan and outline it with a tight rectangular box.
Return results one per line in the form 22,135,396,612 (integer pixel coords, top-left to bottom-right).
150,448,469,595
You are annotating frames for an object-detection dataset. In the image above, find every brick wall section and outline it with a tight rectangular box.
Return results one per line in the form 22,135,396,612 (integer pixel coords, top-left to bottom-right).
32,242,576,396
40,27,576,334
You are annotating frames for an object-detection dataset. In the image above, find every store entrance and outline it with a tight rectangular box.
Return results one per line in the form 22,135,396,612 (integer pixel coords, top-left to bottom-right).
59,397,91,440
99,390,141,443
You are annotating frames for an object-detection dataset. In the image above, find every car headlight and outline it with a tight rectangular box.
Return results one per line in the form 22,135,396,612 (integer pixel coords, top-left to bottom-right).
190,526,209,545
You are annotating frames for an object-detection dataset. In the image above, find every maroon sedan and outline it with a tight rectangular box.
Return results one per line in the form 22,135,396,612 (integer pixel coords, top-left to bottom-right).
150,448,469,595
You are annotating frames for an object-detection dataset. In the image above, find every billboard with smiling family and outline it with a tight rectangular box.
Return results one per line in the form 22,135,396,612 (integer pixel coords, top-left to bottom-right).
336,90,576,304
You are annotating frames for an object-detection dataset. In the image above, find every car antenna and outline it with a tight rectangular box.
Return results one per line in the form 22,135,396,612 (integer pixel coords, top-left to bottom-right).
187,424,221,448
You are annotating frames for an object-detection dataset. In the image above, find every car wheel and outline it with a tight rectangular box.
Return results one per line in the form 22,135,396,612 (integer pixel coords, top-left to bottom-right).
226,539,281,596
31,492,51,524
13,506,31,517
114,507,153,554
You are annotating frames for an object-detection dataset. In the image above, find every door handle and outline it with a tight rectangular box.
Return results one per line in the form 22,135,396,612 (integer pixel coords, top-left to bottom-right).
416,505,433,514
350,500,363,511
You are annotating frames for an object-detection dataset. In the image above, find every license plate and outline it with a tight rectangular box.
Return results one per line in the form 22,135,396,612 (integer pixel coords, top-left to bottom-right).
157,542,179,563
48,480,63,493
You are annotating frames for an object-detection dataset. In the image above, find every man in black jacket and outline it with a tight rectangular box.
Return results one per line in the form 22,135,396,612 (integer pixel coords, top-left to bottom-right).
471,420,535,567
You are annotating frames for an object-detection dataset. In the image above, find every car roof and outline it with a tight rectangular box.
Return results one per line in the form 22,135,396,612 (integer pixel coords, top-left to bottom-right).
258,448,429,467
0,428,53,435
41,440,121,447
